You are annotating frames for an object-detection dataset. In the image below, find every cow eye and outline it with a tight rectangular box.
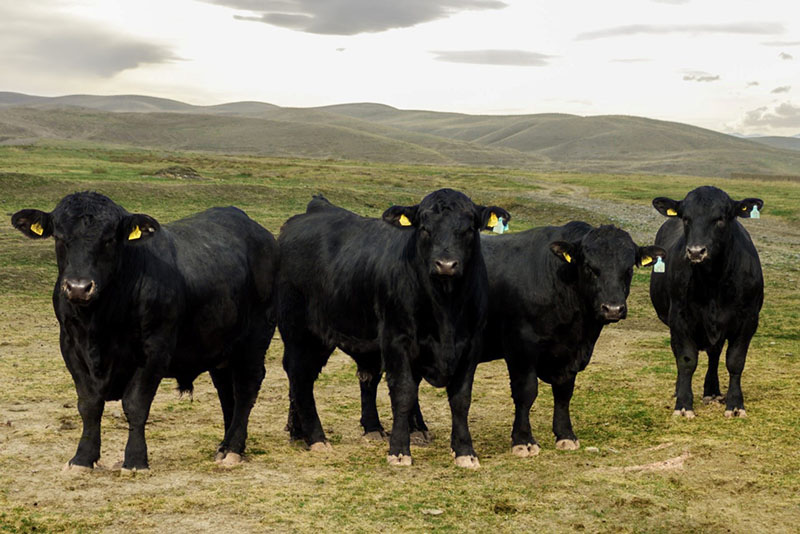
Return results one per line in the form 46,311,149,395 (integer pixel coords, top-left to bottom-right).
419,228,431,239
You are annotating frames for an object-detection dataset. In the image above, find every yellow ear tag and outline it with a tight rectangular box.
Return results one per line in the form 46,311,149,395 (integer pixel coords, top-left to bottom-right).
30,222,44,236
640,255,653,266
128,225,142,240
666,208,677,216
563,252,572,263
487,212,499,229
398,214,412,226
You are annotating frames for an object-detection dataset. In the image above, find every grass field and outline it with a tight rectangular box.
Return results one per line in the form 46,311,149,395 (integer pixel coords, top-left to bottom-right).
1,142,799,533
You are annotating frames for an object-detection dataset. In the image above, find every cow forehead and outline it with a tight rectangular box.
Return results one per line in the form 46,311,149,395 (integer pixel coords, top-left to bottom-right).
682,186,732,216
418,189,475,215
52,192,126,236
581,226,636,266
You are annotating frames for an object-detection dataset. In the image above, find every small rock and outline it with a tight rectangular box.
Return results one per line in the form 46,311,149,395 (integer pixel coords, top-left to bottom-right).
586,446,600,453
421,509,444,516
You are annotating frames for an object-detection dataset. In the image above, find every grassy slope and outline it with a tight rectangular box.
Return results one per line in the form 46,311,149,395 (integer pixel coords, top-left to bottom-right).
2,93,800,176
0,144,799,533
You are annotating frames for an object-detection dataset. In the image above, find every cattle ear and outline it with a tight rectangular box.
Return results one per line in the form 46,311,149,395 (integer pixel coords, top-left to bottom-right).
121,213,160,243
550,241,576,264
477,206,511,231
382,205,418,228
734,198,763,219
652,197,680,217
637,245,666,268
11,209,53,239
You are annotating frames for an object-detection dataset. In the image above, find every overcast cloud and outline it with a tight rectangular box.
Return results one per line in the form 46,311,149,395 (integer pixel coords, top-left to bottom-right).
683,71,720,82
431,50,554,66
207,0,508,35
762,40,800,46
0,4,176,77
576,22,784,40
741,102,800,129
779,52,794,60
771,86,792,93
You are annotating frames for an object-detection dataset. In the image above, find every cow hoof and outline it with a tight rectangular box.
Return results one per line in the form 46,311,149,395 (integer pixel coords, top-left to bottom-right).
362,430,388,442
511,443,540,458
702,395,724,405
724,408,747,418
555,439,580,451
454,455,480,469
62,461,93,473
215,452,243,466
410,430,433,446
387,454,413,466
120,467,150,477
672,409,696,419
309,441,333,453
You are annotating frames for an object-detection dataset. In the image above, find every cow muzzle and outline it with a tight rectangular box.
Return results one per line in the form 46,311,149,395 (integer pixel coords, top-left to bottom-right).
434,259,460,277
600,303,627,322
685,246,708,263
62,278,97,303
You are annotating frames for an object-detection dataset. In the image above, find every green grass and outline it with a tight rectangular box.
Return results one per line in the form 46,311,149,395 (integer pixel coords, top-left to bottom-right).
1,143,799,533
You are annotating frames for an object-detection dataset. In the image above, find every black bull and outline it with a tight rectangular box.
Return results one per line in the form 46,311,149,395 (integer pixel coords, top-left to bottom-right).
651,186,763,418
353,222,664,454
12,192,278,471
277,189,510,468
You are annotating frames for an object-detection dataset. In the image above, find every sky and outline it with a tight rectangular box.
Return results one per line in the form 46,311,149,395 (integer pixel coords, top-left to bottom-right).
1,0,799,136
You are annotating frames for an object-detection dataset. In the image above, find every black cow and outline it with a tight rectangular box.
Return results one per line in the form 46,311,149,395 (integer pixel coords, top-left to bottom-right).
650,186,763,418
357,222,664,456
277,189,509,468
12,192,278,472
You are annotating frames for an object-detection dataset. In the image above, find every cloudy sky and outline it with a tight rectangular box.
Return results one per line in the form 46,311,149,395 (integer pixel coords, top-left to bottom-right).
1,0,799,135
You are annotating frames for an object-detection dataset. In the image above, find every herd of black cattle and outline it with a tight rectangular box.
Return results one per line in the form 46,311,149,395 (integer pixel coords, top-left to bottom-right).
10,184,763,472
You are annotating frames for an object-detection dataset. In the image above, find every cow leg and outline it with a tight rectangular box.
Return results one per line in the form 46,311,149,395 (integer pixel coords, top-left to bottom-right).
210,366,234,435
447,358,479,469
67,391,104,470
552,376,580,450
724,331,753,418
506,356,540,457
384,356,416,466
672,335,699,417
215,353,266,464
702,339,725,404
353,352,386,439
121,369,162,471
408,381,432,446
282,338,332,449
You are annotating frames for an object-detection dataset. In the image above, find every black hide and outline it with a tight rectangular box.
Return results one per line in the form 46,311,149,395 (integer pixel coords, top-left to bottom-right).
11,192,278,470
650,186,763,417
277,189,509,465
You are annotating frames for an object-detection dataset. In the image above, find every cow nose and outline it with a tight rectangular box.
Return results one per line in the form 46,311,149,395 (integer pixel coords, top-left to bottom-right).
686,246,708,263
63,278,96,302
601,303,627,321
434,259,459,276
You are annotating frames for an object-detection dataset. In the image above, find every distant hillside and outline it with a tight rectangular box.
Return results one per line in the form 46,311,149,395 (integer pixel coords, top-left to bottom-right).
749,136,800,152
1,91,800,177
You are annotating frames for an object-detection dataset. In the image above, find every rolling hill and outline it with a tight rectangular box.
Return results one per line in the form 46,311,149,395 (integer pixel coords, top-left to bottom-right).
1,91,799,177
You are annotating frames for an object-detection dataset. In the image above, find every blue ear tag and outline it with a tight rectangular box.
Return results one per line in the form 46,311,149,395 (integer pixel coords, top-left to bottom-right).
493,217,508,234
750,205,760,219
653,257,665,273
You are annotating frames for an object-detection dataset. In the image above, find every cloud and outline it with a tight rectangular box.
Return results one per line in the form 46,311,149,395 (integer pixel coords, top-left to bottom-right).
207,0,508,35
771,86,791,94
610,58,651,63
652,0,690,4
762,40,800,46
431,50,554,66
682,71,720,82
747,81,760,87
576,22,784,41
779,52,794,60
741,102,800,129
0,4,177,77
